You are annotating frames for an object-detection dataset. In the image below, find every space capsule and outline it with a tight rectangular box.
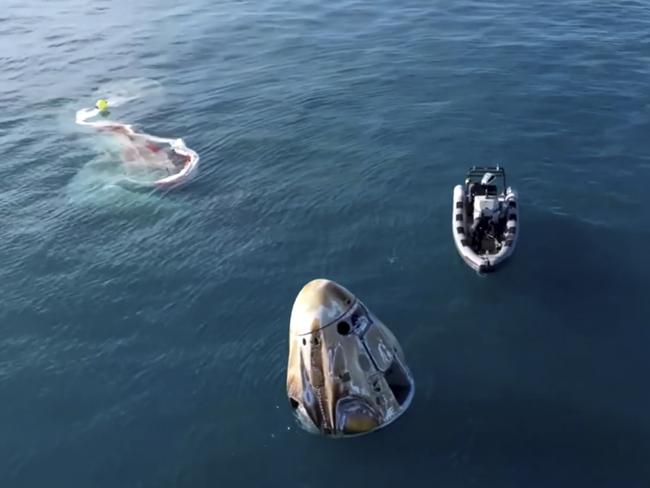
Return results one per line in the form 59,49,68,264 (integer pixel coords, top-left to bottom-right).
286,279,415,437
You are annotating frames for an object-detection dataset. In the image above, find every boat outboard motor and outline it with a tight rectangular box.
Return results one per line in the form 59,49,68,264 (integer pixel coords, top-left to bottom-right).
481,172,496,186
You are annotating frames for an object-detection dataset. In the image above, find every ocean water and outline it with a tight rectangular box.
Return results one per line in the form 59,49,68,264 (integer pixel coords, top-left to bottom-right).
2,0,650,486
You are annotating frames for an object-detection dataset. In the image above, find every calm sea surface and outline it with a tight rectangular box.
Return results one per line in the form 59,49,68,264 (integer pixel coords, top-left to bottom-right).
1,0,649,486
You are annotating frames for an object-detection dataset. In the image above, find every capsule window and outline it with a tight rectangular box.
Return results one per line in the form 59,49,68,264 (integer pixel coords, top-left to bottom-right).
358,354,371,372
289,398,300,409
337,321,351,335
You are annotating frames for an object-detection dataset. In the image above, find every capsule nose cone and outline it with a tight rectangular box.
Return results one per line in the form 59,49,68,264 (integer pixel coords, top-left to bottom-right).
290,279,355,335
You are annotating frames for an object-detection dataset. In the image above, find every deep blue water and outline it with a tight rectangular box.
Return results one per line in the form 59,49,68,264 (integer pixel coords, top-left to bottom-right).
2,0,650,486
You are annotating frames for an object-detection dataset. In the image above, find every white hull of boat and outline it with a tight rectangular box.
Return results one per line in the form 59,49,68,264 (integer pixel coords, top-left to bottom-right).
452,184,519,273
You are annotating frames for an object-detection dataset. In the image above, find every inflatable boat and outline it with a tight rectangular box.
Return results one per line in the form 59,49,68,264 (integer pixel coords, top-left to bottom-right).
452,166,518,273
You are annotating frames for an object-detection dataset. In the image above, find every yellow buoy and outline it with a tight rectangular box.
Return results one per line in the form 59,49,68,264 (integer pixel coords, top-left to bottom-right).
96,99,109,112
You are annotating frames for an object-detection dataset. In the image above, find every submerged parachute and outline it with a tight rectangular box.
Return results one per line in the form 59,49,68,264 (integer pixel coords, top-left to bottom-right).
75,101,199,190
